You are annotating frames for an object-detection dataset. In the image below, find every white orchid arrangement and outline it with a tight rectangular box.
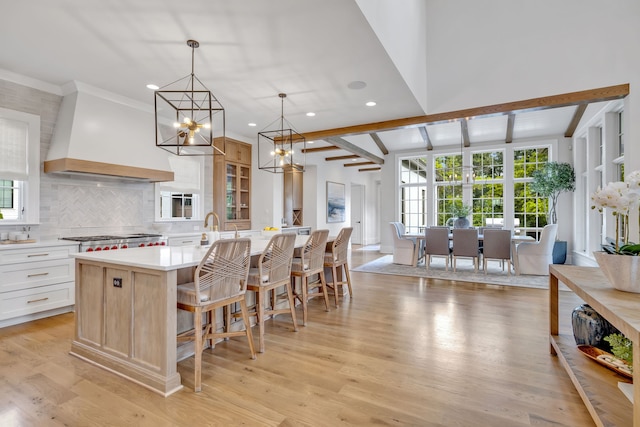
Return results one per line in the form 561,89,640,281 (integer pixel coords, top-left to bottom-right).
591,170,640,255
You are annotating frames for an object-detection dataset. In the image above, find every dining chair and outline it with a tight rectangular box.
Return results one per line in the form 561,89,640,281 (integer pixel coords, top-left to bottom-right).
291,229,330,325
324,226,353,307
452,228,480,272
424,226,451,270
246,233,297,353
481,229,512,275
389,222,420,266
515,224,558,275
176,238,255,392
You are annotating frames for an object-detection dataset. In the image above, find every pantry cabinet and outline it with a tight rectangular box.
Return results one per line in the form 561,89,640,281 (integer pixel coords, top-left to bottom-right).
213,138,252,231
0,241,78,328
283,165,303,226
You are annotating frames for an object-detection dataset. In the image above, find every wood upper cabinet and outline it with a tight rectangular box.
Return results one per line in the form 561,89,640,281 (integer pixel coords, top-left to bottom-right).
213,138,252,231
224,139,251,165
283,166,303,227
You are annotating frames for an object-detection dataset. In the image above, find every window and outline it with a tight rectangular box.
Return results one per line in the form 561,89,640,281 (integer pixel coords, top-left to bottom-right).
156,156,204,220
160,192,196,219
434,154,462,226
513,147,549,237
617,110,625,180
0,108,40,224
399,157,427,234
0,180,20,220
471,150,504,227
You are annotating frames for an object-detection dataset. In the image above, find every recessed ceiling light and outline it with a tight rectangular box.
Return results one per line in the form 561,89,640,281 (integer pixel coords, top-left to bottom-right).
146,84,159,90
348,81,367,90
308,140,315,144
352,158,358,162
366,101,377,107
248,123,256,127
306,112,316,117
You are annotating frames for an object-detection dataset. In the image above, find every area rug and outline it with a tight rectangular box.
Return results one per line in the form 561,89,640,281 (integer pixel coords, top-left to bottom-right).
352,255,550,290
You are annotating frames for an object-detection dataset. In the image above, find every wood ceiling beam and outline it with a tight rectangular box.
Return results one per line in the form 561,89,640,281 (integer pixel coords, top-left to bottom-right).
344,161,375,167
505,113,515,143
325,154,360,161
359,167,381,172
419,126,433,150
324,137,385,164
369,133,389,155
301,145,339,153
300,84,629,141
565,104,588,137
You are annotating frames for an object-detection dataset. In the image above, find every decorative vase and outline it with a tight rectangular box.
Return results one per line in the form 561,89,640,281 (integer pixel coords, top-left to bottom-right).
594,251,640,293
571,304,619,348
453,217,470,229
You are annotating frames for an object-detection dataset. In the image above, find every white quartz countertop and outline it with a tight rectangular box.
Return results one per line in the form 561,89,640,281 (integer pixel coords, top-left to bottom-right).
0,239,80,251
72,235,309,271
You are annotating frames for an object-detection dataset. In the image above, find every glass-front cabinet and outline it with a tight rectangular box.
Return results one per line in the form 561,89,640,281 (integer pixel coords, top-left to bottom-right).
214,138,252,230
225,163,250,222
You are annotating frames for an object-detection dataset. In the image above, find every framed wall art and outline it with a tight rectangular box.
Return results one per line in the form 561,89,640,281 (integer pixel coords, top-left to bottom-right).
326,181,345,223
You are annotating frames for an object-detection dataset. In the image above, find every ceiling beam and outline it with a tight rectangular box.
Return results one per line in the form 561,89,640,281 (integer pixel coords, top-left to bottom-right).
300,84,629,141
564,104,588,137
505,113,515,143
359,167,381,172
325,137,385,164
460,119,470,147
344,161,375,167
325,154,360,161
419,126,433,150
301,145,339,153
369,133,389,155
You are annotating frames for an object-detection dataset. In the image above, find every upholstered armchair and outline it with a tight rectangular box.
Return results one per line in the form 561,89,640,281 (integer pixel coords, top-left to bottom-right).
515,224,558,275
389,222,419,266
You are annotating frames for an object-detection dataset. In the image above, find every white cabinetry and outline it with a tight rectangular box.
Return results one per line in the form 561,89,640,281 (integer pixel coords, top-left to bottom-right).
166,233,202,246
0,242,78,328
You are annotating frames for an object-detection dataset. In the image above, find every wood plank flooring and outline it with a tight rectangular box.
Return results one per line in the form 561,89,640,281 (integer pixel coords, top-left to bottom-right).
0,246,595,426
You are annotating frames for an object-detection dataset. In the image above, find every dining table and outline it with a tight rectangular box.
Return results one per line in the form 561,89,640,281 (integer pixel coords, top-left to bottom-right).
405,231,535,273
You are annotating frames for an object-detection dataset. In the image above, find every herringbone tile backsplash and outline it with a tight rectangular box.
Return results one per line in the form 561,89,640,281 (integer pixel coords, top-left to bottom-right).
57,184,144,228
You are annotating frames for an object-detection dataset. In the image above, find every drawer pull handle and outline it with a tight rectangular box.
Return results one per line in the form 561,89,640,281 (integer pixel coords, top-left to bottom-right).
182,241,195,244
28,272,50,278
28,253,50,257
27,297,49,304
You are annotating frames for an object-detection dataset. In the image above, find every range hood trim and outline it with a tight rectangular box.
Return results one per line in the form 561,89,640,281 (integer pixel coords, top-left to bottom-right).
44,158,174,182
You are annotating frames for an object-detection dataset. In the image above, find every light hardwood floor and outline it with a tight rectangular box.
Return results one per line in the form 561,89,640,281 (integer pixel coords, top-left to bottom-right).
0,246,595,426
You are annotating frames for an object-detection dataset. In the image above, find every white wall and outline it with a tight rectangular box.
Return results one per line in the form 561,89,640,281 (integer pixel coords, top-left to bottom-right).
356,0,428,113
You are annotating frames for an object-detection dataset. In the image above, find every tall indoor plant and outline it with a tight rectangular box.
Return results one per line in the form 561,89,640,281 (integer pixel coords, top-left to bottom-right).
530,161,575,264
530,161,576,225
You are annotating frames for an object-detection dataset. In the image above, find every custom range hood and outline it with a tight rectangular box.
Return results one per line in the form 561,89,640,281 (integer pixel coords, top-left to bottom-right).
44,82,174,182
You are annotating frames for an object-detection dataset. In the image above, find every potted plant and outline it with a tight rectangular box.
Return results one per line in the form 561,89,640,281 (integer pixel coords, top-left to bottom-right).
451,203,472,228
530,161,576,263
530,161,576,225
591,170,640,292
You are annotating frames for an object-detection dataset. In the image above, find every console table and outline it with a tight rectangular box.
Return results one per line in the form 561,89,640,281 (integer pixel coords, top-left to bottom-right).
550,264,640,426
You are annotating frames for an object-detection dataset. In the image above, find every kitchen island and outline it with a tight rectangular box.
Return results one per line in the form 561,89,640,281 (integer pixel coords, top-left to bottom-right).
70,236,308,396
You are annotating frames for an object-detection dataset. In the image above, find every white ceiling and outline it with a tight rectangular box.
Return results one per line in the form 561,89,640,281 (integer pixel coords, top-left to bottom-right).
0,0,609,168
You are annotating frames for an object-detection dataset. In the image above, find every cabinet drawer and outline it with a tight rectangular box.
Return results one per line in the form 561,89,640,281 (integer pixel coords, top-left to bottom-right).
0,281,74,321
0,259,74,292
167,236,201,246
0,245,78,265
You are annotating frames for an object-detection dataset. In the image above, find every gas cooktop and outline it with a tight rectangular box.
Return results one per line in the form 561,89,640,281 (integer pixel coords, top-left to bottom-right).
62,233,162,242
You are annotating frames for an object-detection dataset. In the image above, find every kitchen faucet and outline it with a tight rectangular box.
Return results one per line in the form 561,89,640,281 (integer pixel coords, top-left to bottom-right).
204,211,219,231
232,224,239,239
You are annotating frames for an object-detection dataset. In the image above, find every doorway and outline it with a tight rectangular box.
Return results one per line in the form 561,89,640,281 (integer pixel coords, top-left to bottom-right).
350,184,364,245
